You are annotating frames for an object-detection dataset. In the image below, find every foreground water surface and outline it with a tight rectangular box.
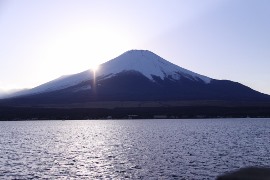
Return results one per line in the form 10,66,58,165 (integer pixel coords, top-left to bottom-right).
0,118,269,179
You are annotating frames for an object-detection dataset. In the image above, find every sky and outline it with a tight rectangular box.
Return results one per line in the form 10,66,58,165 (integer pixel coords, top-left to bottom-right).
0,0,270,95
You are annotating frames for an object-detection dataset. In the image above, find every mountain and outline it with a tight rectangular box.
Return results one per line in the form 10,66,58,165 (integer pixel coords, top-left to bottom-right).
0,88,28,99
2,50,270,106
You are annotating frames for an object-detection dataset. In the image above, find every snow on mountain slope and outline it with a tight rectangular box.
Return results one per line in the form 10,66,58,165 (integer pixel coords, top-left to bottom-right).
11,50,212,97
97,50,211,83
12,70,93,97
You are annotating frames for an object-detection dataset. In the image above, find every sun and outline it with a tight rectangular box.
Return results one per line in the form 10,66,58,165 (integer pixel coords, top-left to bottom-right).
38,24,135,80
90,64,99,72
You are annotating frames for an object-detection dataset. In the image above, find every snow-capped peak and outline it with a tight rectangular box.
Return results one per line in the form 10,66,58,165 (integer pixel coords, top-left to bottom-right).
97,50,211,83
11,50,211,97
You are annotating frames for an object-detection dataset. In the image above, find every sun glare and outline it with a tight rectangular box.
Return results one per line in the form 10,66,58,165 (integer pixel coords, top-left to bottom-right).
90,64,99,72
39,25,133,77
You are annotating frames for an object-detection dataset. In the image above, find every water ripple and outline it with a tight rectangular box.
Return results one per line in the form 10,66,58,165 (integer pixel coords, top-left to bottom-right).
0,119,270,179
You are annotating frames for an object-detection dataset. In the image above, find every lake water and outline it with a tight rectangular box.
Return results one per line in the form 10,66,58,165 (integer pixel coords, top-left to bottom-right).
0,119,269,179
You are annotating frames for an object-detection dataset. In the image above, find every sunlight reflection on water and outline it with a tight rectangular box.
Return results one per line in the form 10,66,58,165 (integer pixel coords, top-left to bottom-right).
0,119,270,179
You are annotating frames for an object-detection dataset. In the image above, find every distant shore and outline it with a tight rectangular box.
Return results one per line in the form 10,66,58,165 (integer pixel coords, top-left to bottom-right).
1,102,270,120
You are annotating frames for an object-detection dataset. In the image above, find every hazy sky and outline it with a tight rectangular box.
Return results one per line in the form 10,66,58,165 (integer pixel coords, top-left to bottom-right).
0,0,270,95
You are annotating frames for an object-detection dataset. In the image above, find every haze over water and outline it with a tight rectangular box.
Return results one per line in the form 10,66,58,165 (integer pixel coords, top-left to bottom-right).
0,118,269,179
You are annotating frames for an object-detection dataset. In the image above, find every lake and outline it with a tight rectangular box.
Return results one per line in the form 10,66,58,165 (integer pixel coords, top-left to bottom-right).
0,118,269,179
